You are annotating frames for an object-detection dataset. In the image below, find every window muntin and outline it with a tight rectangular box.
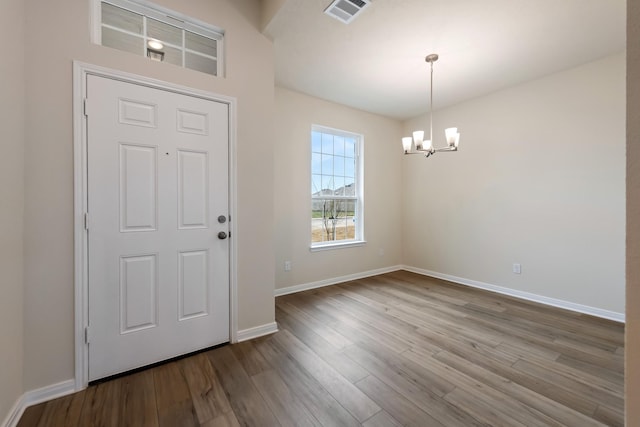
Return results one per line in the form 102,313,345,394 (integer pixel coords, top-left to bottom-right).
311,126,363,247
95,0,224,77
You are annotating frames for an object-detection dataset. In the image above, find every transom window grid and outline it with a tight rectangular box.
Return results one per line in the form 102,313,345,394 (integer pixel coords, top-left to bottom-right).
95,0,224,76
311,127,363,247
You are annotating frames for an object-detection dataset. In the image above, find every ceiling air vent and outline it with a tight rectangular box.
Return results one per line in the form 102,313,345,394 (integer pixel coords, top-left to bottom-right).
324,0,371,24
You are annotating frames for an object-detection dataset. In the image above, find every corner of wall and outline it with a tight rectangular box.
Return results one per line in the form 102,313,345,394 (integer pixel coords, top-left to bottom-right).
0,0,26,423
626,0,640,423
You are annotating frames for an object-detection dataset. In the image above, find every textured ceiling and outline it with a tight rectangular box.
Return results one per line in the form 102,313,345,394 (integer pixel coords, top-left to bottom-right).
264,0,626,120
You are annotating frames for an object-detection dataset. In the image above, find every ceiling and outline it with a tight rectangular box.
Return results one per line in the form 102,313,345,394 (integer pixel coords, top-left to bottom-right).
264,0,626,120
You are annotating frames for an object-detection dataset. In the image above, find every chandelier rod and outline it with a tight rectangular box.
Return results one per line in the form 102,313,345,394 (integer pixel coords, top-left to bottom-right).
429,55,434,146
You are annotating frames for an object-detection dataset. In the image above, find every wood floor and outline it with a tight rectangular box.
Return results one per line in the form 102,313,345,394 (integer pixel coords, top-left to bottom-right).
18,271,625,426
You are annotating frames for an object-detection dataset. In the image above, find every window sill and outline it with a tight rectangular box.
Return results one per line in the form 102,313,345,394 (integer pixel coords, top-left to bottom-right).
310,240,367,252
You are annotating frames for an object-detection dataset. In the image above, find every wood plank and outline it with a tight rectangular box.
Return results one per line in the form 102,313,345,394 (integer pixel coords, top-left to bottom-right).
496,342,623,395
344,344,486,427
593,404,624,427
556,354,624,383
354,375,445,427
17,403,45,427
200,412,241,427
402,349,565,427
254,335,361,427
512,359,624,412
77,380,122,427
303,299,412,354
251,369,322,427
153,362,198,427
229,340,272,377
443,387,528,427
179,353,233,424
116,370,159,427
35,391,85,427
277,298,353,350
270,329,381,422
362,410,403,427
276,308,369,383
433,350,605,427
206,345,281,427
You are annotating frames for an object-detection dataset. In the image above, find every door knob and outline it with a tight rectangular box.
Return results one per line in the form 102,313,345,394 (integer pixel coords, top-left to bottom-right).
218,231,228,240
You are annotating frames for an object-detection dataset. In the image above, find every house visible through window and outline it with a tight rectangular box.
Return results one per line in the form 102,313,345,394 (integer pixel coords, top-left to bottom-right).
311,126,364,248
94,0,224,76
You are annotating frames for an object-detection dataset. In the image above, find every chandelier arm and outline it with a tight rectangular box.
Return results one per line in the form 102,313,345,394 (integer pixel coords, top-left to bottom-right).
434,146,457,153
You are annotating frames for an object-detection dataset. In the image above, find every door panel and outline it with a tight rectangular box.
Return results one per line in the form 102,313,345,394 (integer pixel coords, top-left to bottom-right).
87,75,229,381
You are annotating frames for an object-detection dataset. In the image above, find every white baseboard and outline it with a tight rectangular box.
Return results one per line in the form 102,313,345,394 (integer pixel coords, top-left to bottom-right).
236,322,279,342
274,265,403,297
402,265,625,323
2,379,76,427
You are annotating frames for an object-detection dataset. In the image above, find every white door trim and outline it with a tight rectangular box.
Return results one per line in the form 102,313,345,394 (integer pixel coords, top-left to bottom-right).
72,61,238,391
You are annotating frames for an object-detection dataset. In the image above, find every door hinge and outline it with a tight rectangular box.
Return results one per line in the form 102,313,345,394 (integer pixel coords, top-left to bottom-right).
84,326,91,344
83,212,89,230
83,98,89,116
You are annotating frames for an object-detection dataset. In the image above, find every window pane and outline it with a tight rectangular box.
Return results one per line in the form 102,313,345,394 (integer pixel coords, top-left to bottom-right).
147,18,182,46
345,138,356,157
103,27,143,55
310,199,356,243
345,199,356,217
311,153,322,175
333,176,344,196
161,45,182,66
312,132,322,153
321,133,333,154
345,158,355,178
185,52,217,75
186,31,217,57
321,175,333,193
321,154,333,176
334,156,345,176
334,136,345,156
102,3,143,34
346,211,356,239
344,180,355,196
311,174,322,195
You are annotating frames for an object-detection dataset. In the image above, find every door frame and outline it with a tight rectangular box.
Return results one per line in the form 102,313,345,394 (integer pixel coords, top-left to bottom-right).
72,61,238,390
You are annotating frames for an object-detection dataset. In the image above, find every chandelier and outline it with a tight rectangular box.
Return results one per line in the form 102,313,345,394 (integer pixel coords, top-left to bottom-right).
402,54,460,158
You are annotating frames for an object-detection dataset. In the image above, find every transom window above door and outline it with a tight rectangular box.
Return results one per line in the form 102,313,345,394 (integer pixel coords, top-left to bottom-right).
92,0,224,76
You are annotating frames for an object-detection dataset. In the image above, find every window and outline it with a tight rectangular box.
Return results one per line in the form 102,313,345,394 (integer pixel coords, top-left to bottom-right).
93,0,224,76
311,126,364,248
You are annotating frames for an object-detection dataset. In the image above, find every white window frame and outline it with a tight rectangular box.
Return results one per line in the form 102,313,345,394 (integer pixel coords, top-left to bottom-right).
310,125,365,251
90,0,225,77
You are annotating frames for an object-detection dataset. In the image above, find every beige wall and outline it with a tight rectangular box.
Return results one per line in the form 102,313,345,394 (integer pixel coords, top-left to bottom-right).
274,87,403,290
402,53,626,315
22,0,275,391
627,0,640,423
0,0,25,420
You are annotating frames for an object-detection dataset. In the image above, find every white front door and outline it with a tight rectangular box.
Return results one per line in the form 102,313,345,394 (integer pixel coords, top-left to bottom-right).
86,75,230,381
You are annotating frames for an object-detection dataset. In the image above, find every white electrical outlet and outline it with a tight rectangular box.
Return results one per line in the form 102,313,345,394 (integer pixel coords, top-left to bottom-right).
513,263,521,274
284,261,291,271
